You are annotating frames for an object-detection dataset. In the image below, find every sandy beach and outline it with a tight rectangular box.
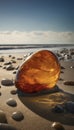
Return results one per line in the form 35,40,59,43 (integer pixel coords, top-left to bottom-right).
0,49,74,130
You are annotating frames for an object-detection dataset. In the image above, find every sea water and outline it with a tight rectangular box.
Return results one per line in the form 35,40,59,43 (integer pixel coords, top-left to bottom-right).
0,44,74,54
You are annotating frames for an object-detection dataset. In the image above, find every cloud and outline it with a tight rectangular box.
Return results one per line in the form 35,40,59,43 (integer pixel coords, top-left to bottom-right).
0,30,74,44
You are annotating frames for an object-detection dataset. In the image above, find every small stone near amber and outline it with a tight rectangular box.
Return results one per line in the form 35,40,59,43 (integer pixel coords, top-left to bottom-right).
15,50,60,93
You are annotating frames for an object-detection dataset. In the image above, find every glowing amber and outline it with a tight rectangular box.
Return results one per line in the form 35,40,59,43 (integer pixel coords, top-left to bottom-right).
15,50,60,93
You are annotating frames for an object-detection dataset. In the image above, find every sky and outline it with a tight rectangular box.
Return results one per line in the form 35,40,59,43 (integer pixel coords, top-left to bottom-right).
0,0,74,44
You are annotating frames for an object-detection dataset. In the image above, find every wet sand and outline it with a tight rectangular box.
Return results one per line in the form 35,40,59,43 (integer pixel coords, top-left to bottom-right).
0,51,74,130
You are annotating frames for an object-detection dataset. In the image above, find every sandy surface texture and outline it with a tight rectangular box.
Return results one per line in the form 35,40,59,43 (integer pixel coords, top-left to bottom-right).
0,52,74,130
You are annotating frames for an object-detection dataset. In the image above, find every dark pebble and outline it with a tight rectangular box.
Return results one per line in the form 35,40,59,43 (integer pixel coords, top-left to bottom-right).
0,57,4,62
15,66,19,70
53,105,64,113
59,78,63,81
10,90,17,95
11,60,16,63
0,123,17,130
51,122,65,130
17,58,23,60
13,71,17,74
60,71,64,73
9,55,12,57
64,81,74,86
6,98,17,107
4,62,12,65
61,66,65,69
12,111,24,121
1,79,14,86
3,66,6,69
65,101,74,113
70,66,74,69
12,57,15,59
0,92,1,96
6,65,15,70
0,110,7,123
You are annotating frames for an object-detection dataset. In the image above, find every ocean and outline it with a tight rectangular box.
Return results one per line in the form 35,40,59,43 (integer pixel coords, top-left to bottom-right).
0,44,74,54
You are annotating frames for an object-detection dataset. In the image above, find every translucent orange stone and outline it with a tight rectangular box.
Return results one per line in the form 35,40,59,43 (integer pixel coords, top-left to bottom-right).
15,50,60,93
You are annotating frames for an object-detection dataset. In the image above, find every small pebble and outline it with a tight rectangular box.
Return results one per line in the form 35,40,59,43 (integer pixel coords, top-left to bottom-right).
65,101,74,113
52,105,64,113
10,90,17,95
15,66,19,70
59,78,63,81
0,92,1,96
13,71,17,74
0,123,17,130
61,66,65,69
9,55,12,57
12,56,15,59
17,58,23,60
60,71,64,73
1,79,14,86
4,62,12,65
51,122,65,130
11,60,16,63
0,57,4,62
0,110,7,123
6,65,15,70
70,66,74,69
12,111,24,121
3,66,6,69
6,98,17,107
64,81,74,86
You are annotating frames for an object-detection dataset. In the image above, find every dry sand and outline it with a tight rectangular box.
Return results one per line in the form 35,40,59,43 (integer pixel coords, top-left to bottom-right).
0,52,74,130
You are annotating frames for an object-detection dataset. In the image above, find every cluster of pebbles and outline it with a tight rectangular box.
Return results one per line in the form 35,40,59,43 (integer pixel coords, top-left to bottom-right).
0,87,24,130
0,55,25,130
0,51,74,130
52,101,74,114
59,65,74,86
55,48,74,61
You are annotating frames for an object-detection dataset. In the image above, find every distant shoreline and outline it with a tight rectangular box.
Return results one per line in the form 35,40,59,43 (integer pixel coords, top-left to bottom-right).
0,44,74,55
0,43,74,46
0,44,74,50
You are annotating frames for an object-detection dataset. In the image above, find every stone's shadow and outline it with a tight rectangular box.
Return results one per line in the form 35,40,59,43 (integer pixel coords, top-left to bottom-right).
17,85,60,97
17,85,74,126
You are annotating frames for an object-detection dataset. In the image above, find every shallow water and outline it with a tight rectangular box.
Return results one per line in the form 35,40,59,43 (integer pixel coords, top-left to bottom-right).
0,44,74,54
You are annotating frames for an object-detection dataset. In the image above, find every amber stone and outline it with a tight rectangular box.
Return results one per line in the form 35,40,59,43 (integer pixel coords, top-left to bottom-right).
15,50,60,93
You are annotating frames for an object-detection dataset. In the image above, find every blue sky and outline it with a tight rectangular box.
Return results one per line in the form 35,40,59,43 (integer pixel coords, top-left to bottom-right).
0,0,74,44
